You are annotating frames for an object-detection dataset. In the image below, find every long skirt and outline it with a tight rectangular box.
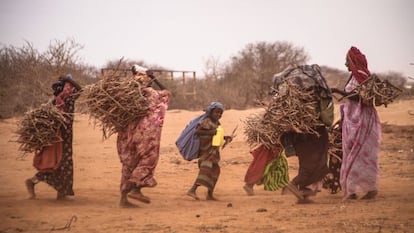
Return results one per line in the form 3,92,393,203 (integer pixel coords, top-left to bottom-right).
340,100,381,198
195,159,221,191
35,124,74,196
244,145,279,185
286,127,329,189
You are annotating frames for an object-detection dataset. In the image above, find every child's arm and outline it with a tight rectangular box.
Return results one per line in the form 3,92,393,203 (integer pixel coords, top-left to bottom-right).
195,125,216,136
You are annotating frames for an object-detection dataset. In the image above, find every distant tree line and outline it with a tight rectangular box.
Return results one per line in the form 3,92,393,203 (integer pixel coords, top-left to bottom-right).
0,39,411,118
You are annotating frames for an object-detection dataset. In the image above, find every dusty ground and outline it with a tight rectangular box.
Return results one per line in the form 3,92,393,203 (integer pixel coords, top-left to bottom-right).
0,99,413,233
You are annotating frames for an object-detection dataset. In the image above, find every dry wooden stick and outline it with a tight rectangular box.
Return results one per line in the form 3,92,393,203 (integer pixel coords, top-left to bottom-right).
79,72,150,139
15,103,68,154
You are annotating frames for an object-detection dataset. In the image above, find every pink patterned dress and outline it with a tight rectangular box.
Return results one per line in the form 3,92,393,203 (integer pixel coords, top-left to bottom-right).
339,76,381,198
117,87,170,192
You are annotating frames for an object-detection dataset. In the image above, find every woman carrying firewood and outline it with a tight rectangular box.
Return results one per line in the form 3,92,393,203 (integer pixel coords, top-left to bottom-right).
280,127,330,203
331,46,381,200
117,65,171,208
25,74,82,200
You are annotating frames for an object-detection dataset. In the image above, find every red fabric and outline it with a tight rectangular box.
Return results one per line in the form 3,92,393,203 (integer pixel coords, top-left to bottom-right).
33,139,63,172
347,46,371,84
244,145,280,185
55,83,74,111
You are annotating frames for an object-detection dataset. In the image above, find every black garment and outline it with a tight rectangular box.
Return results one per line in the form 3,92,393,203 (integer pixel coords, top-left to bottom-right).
281,126,329,189
35,91,78,196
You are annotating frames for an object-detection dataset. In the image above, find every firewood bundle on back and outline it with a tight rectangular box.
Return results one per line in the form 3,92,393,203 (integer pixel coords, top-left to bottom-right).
15,103,68,154
350,74,402,107
323,120,343,194
81,73,149,139
244,64,332,149
244,83,324,149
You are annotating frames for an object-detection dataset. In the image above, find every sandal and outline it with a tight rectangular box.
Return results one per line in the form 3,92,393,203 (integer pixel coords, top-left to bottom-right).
128,193,151,204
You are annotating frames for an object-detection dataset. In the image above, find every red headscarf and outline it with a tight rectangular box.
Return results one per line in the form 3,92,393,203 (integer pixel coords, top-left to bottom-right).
346,46,371,83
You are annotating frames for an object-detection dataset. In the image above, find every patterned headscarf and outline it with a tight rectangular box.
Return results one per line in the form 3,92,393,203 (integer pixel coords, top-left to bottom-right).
346,46,371,84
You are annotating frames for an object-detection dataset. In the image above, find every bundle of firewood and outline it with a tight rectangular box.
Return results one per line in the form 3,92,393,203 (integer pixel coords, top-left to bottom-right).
80,73,149,139
15,103,68,154
352,74,402,107
244,82,324,149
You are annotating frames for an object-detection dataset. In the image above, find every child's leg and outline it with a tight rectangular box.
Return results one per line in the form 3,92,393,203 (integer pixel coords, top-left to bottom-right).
186,183,200,200
206,188,218,201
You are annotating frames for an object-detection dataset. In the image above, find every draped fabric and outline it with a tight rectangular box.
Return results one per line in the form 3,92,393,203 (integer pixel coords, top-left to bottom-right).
291,127,329,189
194,118,221,191
176,102,224,161
175,115,204,161
244,145,279,185
340,86,381,198
117,88,170,192
35,82,80,196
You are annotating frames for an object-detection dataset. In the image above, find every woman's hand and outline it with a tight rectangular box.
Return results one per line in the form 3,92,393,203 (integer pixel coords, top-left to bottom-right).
224,136,233,143
146,70,155,79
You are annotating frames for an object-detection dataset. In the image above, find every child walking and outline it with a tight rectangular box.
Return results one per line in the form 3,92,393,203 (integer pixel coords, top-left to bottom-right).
186,102,232,201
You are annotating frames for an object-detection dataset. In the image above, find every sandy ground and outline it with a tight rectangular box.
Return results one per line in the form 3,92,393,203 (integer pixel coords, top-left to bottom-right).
0,99,413,233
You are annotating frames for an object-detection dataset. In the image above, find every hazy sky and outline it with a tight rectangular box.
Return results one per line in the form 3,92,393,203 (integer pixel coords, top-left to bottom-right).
1,0,413,78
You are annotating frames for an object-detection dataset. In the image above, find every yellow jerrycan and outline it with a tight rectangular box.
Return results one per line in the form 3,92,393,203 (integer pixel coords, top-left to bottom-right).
212,125,224,146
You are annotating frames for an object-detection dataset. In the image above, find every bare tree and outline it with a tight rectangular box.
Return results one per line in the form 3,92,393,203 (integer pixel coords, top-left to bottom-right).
0,39,97,118
219,41,309,107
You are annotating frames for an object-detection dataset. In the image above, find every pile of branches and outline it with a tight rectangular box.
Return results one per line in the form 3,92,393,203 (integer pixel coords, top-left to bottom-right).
81,73,149,139
323,120,343,194
352,74,402,107
244,82,324,149
15,103,68,154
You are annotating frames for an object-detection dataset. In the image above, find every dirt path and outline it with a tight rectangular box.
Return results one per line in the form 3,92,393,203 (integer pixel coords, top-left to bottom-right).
1,100,413,233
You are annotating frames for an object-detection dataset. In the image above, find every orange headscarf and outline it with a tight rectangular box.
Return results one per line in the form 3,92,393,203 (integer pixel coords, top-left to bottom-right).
346,46,371,84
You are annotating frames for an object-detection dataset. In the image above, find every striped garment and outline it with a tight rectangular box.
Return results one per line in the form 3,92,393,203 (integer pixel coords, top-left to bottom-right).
194,118,221,191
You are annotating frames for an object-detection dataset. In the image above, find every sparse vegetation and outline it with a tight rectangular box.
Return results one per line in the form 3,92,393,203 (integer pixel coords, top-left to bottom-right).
0,39,411,118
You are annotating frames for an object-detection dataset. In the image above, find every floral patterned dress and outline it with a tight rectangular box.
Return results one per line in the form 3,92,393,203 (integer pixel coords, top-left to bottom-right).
117,87,170,192
35,83,80,196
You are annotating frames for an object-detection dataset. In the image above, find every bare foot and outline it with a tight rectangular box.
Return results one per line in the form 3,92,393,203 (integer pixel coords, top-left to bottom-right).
285,182,305,201
206,195,219,201
361,190,378,200
243,185,254,196
297,196,314,204
25,179,36,199
347,193,358,199
281,186,289,195
56,193,74,201
128,193,151,204
342,193,358,202
119,199,138,208
186,191,200,200
301,188,316,197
